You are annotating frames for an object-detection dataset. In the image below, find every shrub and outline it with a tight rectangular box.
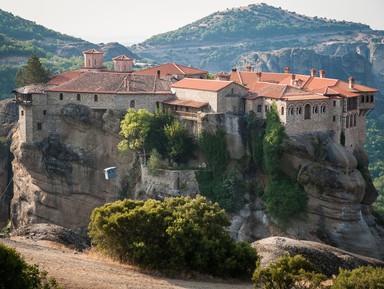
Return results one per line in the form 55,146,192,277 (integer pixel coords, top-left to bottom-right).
332,266,384,289
88,195,257,278
147,148,162,172
0,243,61,289
252,253,327,289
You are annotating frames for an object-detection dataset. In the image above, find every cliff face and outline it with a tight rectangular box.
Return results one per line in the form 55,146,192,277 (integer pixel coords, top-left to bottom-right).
9,105,139,233
0,99,18,228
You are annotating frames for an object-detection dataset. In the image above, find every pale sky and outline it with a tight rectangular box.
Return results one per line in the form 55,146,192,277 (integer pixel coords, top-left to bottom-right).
1,0,383,45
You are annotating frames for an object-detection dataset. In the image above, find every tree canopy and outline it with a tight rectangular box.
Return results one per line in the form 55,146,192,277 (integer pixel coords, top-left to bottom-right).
88,195,257,278
15,54,50,87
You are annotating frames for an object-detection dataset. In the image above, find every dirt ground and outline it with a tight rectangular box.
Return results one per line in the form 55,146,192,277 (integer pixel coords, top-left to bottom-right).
1,237,253,289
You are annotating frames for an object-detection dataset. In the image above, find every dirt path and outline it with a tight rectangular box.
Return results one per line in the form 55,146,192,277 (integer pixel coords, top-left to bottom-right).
1,237,253,289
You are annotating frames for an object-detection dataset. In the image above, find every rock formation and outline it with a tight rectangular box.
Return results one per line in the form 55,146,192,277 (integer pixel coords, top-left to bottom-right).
9,105,139,234
253,236,384,277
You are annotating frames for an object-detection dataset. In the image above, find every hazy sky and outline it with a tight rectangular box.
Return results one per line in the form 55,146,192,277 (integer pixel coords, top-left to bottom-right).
1,0,383,45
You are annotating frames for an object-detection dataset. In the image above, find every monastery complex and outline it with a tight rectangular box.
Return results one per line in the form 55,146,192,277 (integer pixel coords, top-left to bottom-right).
13,49,377,152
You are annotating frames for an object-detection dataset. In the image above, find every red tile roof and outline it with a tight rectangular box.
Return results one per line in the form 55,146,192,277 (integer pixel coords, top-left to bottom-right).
83,49,103,54
48,70,85,86
112,55,133,61
163,99,208,108
171,78,236,92
134,63,208,77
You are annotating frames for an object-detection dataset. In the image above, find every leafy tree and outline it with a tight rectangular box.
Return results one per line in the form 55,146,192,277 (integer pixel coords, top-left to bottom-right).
15,54,50,87
164,120,194,163
145,109,173,157
118,108,154,162
252,253,327,289
332,266,384,289
0,243,61,289
88,195,257,278
147,148,162,172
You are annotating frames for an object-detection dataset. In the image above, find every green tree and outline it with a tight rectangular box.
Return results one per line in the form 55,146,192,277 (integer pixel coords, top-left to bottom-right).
332,266,384,289
88,195,257,278
164,120,194,163
0,243,61,289
15,54,50,87
118,108,154,162
252,253,327,289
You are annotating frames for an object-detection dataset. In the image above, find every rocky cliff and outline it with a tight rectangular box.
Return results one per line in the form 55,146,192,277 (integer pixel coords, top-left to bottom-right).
231,132,384,259
9,105,140,234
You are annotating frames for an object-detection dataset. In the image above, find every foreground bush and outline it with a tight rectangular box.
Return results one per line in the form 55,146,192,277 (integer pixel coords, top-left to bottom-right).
0,243,61,289
252,253,327,289
88,195,257,278
332,266,384,289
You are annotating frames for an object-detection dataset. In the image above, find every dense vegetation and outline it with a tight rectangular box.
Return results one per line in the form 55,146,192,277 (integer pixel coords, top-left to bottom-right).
15,54,50,87
332,266,384,289
118,108,194,164
262,103,307,220
253,253,327,289
0,243,61,289
88,195,257,278
143,4,369,46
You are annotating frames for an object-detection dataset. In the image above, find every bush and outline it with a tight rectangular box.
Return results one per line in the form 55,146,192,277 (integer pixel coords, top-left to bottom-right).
0,243,61,289
252,253,327,289
88,195,257,278
147,148,162,173
332,266,384,289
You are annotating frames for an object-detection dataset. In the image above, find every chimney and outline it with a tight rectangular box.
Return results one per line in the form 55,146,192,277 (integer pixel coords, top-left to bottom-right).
231,68,237,72
284,67,290,74
291,74,296,86
157,70,161,78
348,77,355,89
310,68,317,77
256,72,262,82
246,65,252,72
319,70,325,78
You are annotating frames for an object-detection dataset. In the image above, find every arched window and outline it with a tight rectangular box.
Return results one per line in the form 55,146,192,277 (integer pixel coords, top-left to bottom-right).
354,114,357,126
350,115,353,127
257,105,262,112
304,104,311,119
130,100,135,108
346,115,349,128
281,106,285,115
59,93,63,100
321,105,326,113
297,106,302,115
77,94,81,101
94,94,98,102
312,105,318,114
288,107,294,115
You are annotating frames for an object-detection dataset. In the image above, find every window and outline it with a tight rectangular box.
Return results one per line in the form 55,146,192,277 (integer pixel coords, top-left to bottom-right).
350,115,353,128
361,96,365,103
370,95,374,102
43,110,46,115
288,107,294,115
297,107,302,115
156,102,160,109
265,105,268,112
333,100,336,107
312,106,318,114
354,114,357,126
130,100,135,108
346,115,349,128
366,95,369,102
304,104,311,119
59,93,63,100
333,116,336,122
77,94,81,101
321,105,326,113
257,105,262,112
37,123,42,130
281,107,285,115
94,94,98,102
21,110,24,116
231,88,234,94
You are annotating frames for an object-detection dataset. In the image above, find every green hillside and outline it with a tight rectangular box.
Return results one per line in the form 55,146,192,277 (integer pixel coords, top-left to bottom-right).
143,3,369,46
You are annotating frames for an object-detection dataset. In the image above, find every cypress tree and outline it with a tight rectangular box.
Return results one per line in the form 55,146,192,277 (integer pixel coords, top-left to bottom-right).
15,54,50,87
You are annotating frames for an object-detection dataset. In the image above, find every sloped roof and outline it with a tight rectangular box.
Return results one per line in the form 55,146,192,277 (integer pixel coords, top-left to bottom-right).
134,63,208,77
48,70,85,86
12,83,51,94
163,99,208,108
83,49,103,54
171,78,238,92
47,71,172,94
112,55,133,61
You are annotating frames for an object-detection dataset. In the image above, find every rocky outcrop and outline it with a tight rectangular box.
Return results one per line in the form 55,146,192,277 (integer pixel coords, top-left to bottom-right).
0,99,18,229
10,105,139,234
281,132,384,259
253,237,384,277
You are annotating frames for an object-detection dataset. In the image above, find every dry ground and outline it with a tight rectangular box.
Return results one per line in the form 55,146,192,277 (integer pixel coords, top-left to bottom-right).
1,237,253,289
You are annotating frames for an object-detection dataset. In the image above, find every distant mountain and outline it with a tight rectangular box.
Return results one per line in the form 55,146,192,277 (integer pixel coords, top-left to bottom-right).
142,3,369,46
0,9,138,99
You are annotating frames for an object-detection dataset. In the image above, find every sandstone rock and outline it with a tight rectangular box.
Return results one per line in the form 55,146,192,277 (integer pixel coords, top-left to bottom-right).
252,237,384,277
